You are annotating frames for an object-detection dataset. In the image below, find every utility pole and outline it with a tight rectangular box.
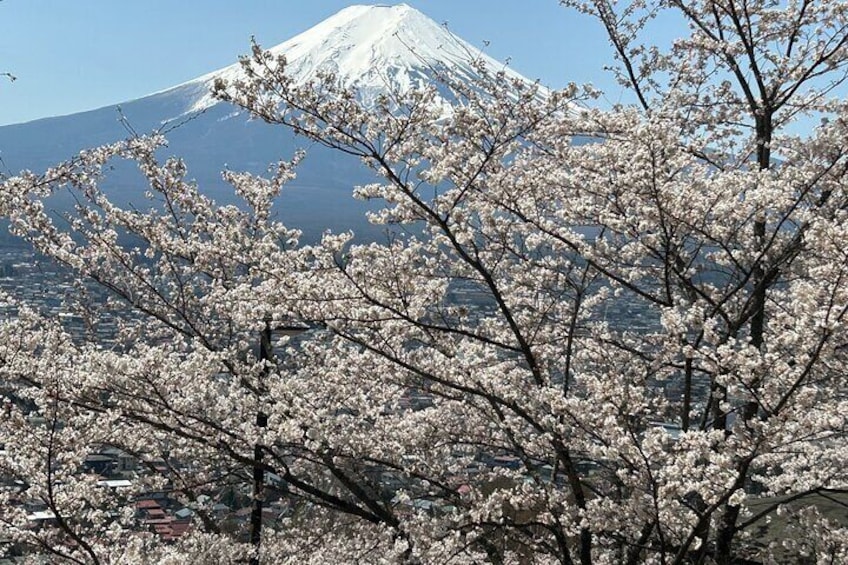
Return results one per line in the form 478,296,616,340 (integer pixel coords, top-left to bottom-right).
249,320,272,565
249,321,307,565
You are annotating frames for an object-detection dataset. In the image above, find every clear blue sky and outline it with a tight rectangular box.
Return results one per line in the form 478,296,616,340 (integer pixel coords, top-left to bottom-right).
0,0,634,126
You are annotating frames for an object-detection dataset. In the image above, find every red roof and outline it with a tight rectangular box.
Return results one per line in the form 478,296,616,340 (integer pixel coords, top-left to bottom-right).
144,517,172,525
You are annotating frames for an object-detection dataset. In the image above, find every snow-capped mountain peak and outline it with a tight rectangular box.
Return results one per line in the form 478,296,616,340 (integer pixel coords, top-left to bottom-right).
173,3,528,114
0,4,543,242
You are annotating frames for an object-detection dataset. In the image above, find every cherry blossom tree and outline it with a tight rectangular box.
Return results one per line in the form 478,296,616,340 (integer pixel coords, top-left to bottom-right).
1,1,848,563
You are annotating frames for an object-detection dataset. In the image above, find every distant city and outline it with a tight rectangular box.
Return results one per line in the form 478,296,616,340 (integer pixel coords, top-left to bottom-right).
0,246,119,345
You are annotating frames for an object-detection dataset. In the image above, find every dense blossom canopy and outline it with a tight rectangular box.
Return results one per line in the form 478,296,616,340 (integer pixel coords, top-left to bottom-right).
1,1,847,563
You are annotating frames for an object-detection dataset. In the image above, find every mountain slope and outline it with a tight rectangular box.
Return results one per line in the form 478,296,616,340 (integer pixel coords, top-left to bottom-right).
0,4,535,241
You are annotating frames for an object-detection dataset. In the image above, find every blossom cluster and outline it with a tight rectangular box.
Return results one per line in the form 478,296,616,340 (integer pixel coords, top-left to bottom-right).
1,1,847,563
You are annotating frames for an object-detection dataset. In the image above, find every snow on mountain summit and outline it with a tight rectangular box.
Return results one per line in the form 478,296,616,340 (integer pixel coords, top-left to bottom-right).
169,3,531,115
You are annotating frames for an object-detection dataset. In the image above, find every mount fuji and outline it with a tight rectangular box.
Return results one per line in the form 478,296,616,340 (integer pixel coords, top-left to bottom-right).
0,4,537,241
